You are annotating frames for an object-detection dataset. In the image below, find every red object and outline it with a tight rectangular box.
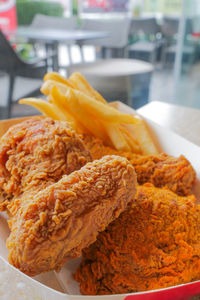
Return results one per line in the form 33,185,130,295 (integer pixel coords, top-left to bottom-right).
0,0,17,34
192,32,200,38
125,280,200,300
88,0,105,8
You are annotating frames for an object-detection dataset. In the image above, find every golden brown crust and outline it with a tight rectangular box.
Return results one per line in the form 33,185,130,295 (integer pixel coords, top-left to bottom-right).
75,184,200,295
82,134,196,196
7,155,137,276
0,118,91,211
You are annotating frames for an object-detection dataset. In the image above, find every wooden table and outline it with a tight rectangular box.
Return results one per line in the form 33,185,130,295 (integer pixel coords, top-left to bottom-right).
138,101,200,147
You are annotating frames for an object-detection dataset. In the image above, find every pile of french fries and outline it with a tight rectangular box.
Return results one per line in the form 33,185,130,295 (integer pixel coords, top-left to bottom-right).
20,72,158,155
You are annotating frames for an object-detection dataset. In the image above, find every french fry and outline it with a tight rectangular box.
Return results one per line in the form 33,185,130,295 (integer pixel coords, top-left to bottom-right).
119,125,141,154
54,88,107,140
103,122,131,151
46,82,138,125
69,72,107,104
44,72,75,88
71,89,139,125
50,86,85,133
20,71,159,155
41,80,69,96
123,119,159,155
51,86,76,122
109,102,158,154
45,72,107,103
19,98,70,122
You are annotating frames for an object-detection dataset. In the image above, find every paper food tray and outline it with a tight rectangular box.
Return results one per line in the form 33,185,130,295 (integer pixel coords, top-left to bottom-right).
0,101,200,300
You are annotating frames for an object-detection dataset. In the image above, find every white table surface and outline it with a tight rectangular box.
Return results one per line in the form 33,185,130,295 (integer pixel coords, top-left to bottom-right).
16,27,109,43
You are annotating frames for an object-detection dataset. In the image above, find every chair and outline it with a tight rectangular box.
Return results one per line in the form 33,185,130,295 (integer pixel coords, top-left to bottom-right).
67,59,153,109
161,16,195,66
192,16,200,35
0,30,49,118
161,16,179,65
31,14,77,29
30,14,78,66
127,17,163,64
80,18,131,59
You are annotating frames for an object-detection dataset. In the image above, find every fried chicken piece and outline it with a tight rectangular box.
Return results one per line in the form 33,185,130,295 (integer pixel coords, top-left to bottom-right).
7,155,137,276
82,135,196,196
75,184,200,295
0,118,91,211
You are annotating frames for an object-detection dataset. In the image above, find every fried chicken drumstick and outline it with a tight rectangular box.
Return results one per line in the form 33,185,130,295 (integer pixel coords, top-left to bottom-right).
82,135,196,196
0,118,91,211
75,184,200,295
7,155,137,276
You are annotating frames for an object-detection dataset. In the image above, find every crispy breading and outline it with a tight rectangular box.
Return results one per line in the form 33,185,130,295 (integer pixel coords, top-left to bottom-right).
7,156,137,276
75,184,200,295
0,118,91,211
82,134,196,196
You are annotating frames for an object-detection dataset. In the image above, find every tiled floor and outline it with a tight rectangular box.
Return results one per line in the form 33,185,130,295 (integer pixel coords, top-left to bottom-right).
149,63,200,110
1,45,200,120
0,74,43,119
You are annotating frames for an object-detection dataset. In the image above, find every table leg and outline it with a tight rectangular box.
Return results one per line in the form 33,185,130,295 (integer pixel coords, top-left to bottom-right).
97,46,107,58
45,43,50,70
77,41,85,62
52,42,59,72
45,43,56,71
66,45,73,65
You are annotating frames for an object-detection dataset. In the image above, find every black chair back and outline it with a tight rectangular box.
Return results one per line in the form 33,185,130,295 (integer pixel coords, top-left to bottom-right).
162,16,193,39
130,17,160,36
162,16,179,37
0,30,22,72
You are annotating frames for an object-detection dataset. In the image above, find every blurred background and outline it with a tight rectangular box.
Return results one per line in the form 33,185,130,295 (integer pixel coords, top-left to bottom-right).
0,0,200,119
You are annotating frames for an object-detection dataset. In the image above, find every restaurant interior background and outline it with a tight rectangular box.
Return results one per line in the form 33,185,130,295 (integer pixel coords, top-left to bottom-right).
0,0,200,119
